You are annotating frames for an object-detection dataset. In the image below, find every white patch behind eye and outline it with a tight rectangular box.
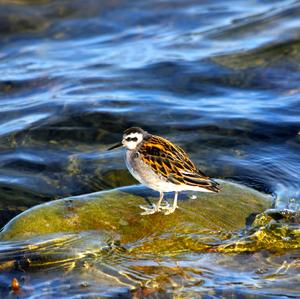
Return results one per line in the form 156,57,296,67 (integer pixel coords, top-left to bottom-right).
122,132,143,150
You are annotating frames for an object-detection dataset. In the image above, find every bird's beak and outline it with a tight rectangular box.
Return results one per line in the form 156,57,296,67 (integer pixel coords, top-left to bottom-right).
107,142,123,150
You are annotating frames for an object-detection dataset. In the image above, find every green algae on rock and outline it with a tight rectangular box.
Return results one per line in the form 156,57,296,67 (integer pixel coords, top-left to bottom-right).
1,181,299,298
0,180,271,246
216,209,300,253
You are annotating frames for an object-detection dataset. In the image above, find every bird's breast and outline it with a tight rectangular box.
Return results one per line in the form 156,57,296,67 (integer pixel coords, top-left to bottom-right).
125,150,167,191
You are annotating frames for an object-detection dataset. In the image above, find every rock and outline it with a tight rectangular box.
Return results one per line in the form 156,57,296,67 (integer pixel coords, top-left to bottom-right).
0,180,271,248
2,181,293,297
216,208,300,253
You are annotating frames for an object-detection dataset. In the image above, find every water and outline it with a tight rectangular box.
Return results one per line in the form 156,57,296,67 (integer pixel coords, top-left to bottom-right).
0,0,299,297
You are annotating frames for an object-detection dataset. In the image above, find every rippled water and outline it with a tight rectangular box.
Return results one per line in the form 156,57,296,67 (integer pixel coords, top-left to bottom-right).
0,0,300,297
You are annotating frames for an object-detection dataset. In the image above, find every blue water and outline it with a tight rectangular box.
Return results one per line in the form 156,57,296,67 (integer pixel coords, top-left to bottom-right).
0,0,300,297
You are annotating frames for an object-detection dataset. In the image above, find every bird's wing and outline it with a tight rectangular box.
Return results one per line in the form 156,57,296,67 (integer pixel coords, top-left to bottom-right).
139,135,220,192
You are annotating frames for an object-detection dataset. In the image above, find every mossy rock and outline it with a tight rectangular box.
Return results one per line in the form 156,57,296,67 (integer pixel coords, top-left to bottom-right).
0,180,272,253
217,208,300,253
3,181,299,297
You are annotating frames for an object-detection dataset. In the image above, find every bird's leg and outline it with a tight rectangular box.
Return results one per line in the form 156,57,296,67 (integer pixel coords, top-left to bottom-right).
139,192,164,215
163,192,178,215
159,192,171,210
156,192,164,210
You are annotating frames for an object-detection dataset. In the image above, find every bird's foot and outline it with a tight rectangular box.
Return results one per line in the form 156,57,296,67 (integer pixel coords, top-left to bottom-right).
163,205,178,215
139,201,173,215
139,204,160,215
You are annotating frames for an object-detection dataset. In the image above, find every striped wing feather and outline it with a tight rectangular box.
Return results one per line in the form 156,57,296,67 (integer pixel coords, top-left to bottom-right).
139,135,220,192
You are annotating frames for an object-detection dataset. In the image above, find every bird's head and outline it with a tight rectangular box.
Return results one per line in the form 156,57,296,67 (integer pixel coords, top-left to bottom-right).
108,127,148,151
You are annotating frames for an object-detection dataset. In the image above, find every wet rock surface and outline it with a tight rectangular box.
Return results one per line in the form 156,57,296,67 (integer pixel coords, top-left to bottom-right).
3,181,298,297
0,181,271,242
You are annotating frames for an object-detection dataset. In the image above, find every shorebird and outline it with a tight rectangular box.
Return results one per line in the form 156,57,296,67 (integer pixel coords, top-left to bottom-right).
108,127,220,215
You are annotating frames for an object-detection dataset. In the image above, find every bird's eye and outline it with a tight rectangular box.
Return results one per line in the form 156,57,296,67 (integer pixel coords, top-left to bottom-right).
125,137,138,142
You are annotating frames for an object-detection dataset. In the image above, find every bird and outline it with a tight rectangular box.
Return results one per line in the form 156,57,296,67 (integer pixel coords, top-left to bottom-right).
108,127,220,215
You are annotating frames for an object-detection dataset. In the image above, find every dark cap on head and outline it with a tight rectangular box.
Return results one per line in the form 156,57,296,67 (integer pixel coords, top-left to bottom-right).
123,127,147,136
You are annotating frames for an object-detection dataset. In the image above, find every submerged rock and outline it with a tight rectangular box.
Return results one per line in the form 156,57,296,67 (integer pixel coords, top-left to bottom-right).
1,181,299,297
0,180,271,246
217,208,300,253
